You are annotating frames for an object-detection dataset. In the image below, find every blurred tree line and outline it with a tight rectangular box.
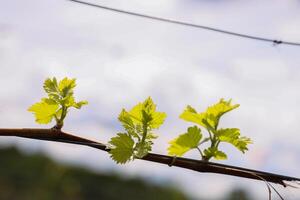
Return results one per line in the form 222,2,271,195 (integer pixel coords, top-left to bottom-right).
0,147,252,200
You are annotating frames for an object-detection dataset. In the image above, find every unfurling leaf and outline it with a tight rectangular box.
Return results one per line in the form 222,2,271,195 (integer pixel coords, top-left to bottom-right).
28,98,58,124
174,98,251,161
118,109,136,136
109,133,134,164
109,97,166,164
180,106,206,128
149,111,167,129
135,140,153,158
168,126,202,156
127,97,167,127
180,99,239,130
58,77,76,96
43,77,58,94
204,147,227,160
28,77,88,128
73,101,88,109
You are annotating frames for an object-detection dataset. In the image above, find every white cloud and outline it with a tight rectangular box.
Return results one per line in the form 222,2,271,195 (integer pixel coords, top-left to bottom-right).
1,0,300,199
232,58,289,83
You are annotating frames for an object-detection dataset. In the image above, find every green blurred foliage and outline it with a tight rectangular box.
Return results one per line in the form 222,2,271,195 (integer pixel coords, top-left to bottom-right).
0,147,187,200
0,147,253,200
224,188,252,200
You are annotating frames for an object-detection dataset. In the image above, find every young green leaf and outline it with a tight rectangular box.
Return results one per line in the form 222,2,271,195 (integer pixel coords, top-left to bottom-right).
109,133,134,164
203,147,227,160
171,98,251,162
109,97,166,164
28,77,88,129
180,106,207,128
168,126,202,156
28,98,58,124
180,99,239,130
58,77,76,96
118,109,136,136
134,140,153,158
43,77,58,95
215,128,252,153
128,103,144,124
149,111,169,129
73,101,88,109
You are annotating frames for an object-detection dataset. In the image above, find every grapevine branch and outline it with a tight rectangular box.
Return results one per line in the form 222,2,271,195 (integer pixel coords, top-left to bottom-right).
1,128,299,187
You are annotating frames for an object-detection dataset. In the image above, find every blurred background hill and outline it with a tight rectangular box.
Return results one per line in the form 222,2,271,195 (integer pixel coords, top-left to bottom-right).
0,146,252,200
0,147,187,200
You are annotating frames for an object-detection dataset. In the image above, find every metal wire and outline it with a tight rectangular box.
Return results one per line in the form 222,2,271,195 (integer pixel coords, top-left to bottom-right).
67,0,300,47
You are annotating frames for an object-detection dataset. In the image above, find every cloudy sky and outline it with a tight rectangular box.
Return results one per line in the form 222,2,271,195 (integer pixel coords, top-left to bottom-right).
1,0,300,199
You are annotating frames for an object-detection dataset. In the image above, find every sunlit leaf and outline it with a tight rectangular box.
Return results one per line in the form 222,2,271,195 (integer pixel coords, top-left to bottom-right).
204,147,227,160
118,109,138,138
180,99,239,130
73,100,88,109
43,77,58,94
112,97,166,164
168,126,202,156
28,98,59,124
135,140,152,158
216,128,252,153
109,133,134,164
43,78,60,101
149,111,167,129
204,99,239,129
128,103,143,124
119,97,166,131
58,77,76,97
180,106,206,128
178,98,251,161
29,77,88,128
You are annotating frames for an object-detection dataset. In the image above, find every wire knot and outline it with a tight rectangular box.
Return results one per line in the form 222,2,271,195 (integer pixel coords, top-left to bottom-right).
273,40,282,45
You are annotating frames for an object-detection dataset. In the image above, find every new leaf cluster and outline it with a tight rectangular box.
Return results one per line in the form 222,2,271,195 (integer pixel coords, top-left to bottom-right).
28,77,252,164
168,99,252,161
28,77,88,129
108,97,167,164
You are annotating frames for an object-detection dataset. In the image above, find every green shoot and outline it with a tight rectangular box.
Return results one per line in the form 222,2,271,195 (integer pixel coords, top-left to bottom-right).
109,97,167,164
168,99,252,161
28,77,88,129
